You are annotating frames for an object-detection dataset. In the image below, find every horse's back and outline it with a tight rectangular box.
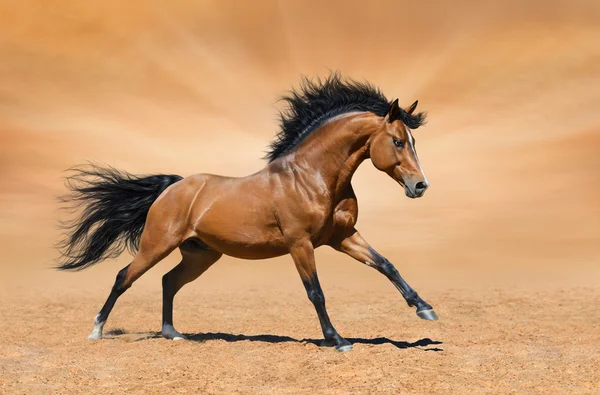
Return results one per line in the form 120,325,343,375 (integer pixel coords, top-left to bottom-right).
156,171,287,259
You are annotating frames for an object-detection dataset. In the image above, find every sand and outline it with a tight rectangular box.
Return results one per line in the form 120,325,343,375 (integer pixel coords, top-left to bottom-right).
1,0,599,393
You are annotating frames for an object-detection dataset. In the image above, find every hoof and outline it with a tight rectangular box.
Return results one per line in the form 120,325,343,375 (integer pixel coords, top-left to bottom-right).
336,344,353,352
416,308,438,321
88,332,102,341
162,324,187,340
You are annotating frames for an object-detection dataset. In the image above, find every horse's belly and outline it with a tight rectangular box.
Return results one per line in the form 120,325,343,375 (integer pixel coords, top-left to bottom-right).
192,209,288,259
197,226,288,259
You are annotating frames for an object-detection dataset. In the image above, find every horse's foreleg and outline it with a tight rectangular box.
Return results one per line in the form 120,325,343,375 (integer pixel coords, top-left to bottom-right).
333,229,438,321
290,240,352,352
161,248,222,340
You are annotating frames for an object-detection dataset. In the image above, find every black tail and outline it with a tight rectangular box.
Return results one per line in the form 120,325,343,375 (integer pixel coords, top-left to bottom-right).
57,164,183,271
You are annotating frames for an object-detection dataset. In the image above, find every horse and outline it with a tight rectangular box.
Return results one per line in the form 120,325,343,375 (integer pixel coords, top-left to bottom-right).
57,73,436,352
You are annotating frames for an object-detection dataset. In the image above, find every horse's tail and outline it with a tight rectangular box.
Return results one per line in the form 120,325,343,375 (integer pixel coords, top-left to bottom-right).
57,164,183,271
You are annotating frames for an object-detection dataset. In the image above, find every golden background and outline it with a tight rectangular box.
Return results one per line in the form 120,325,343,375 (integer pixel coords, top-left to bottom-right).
1,0,597,287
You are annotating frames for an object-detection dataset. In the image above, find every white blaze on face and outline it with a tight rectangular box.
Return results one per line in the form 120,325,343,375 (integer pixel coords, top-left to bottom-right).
406,128,428,184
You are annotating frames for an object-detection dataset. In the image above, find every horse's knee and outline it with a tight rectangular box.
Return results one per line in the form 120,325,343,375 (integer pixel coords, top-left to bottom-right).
374,257,396,277
307,287,325,306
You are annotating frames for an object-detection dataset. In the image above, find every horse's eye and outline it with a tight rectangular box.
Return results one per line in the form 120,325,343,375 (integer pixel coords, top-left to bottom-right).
393,139,405,148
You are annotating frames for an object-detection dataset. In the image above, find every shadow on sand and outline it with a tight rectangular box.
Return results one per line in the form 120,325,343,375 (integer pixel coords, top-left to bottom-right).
104,329,443,351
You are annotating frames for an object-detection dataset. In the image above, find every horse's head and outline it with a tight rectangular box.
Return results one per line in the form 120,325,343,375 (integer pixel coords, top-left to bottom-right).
368,99,428,198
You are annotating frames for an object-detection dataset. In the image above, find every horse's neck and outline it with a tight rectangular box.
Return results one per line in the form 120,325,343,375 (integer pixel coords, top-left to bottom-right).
294,113,379,198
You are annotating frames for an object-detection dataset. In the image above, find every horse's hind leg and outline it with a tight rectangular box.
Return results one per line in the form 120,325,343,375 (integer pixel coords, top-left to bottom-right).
88,226,181,340
162,242,222,340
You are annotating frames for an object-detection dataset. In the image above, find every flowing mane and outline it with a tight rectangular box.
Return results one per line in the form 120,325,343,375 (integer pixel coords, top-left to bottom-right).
266,73,426,162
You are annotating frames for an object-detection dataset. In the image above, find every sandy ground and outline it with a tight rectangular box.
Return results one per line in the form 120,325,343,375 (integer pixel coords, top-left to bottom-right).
1,0,599,393
1,271,599,394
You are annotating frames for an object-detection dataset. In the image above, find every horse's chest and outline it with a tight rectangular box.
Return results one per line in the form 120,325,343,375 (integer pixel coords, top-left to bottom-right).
296,200,334,232
307,197,359,244
274,182,358,244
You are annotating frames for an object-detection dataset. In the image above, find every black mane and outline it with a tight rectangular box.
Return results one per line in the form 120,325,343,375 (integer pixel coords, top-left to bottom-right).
266,73,426,162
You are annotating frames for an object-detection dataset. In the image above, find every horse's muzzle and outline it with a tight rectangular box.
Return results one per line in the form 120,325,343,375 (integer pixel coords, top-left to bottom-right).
405,180,428,198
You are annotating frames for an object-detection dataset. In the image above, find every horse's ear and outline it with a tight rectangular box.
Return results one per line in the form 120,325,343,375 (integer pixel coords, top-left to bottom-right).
406,100,418,115
385,99,400,123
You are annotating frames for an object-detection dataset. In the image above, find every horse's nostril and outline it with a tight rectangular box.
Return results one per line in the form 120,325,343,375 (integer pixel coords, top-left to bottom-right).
415,181,428,192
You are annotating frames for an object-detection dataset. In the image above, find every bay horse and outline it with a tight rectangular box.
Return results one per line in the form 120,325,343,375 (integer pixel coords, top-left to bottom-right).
58,74,437,352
